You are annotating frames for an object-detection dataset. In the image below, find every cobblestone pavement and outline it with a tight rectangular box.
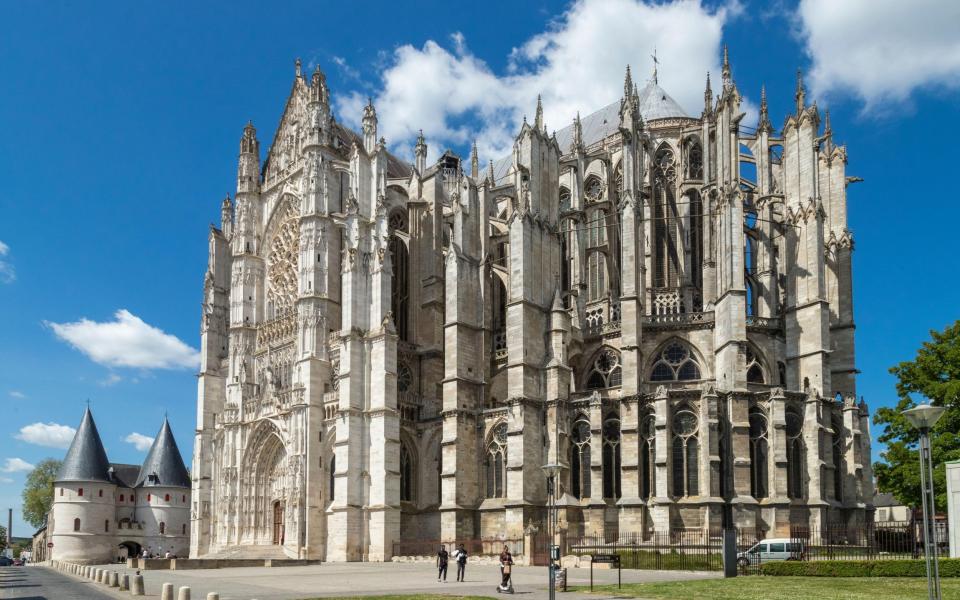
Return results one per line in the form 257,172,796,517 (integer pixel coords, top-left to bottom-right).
37,561,719,600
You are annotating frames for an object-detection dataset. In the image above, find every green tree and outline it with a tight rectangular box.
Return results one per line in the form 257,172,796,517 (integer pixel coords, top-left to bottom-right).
21,458,62,529
873,320,960,512
0,524,5,552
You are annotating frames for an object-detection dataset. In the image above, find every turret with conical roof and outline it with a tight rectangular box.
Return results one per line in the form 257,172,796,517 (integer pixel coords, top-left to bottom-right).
136,417,190,489
56,407,112,484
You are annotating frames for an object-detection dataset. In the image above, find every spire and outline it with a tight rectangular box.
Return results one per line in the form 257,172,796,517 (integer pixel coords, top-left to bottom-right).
703,72,713,114
758,84,772,133
240,120,258,155
795,68,806,114
651,48,659,85
534,95,544,131
470,140,479,178
295,57,302,78
623,64,634,99
721,45,732,91
823,107,832,135
487,159,495,185
56,407,112,483
135,417,191,489
414,129,427,174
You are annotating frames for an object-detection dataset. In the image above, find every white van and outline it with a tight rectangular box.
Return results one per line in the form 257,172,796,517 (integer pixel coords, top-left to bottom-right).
737,538,805,566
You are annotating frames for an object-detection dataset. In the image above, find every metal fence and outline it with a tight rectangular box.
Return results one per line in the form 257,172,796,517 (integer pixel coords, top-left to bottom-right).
392,537,523,558
568,530,724,571
565,521,948,573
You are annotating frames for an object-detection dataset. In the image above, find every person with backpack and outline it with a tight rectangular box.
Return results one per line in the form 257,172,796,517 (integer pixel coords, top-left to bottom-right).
453,543,468,581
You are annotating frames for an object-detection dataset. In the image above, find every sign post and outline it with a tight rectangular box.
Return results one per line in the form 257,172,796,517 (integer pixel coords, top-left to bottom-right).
589,553,621,591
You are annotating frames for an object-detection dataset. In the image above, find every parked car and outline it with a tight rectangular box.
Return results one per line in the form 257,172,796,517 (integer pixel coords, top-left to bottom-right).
13,559,24,566
737,538,805,566
0,557,13,567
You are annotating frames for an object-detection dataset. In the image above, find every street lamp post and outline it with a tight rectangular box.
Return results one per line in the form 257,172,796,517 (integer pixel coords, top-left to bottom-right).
543,463,562,600
903,403,946,600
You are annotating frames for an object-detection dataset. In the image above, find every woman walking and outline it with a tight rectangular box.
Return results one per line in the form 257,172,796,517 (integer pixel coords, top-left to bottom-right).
498,545,514,593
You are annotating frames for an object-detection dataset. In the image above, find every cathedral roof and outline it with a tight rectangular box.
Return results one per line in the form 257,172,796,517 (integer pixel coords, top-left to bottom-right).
56,407,113,484
134,417,191,489
488,80,690,185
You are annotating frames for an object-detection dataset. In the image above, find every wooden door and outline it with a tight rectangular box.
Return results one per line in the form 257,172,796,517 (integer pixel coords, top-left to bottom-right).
272,501,284,545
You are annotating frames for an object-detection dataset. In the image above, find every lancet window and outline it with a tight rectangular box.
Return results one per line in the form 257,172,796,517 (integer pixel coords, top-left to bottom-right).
639,408,656,499
653,145,680,288
649,342,701,382
586,251,607,301
745,207,759,317
746,347,765,384
400,442,415,502
602,414,622,499
329,456,336,502
485,423,508,498
688,190,704,297
570,417,592,499
672,406,699,497
749,407,769,499
585,348,622,389
389,210,410,340
786,408,804,499
832,413,845,503
686,138,704,180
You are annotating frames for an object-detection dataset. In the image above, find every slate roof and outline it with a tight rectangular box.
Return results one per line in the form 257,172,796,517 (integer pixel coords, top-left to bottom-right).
56,407,112,484
109,463,141,488
489,80,690,186
134,417,191,489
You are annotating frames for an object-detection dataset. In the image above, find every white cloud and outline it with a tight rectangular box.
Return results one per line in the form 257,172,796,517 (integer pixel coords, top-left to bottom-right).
100,373,122,387
335,0,737,161
16,422,76,449
124,432,154,452
0,477,13,484
0,240,14,283
8,390,26,399
798,0,960,107
2,458,35,473
45,309,200,370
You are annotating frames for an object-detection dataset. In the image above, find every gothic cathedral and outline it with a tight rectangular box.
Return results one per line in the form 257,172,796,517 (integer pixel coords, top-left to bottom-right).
190,52,873,561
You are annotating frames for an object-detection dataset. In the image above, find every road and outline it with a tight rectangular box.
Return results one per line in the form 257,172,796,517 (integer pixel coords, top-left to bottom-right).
0,566,116,600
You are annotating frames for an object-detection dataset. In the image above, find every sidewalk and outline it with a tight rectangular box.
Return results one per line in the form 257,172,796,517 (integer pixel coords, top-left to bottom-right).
74,561,720,600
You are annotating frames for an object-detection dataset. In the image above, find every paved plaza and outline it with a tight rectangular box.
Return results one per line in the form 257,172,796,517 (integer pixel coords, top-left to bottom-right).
25,562,720,600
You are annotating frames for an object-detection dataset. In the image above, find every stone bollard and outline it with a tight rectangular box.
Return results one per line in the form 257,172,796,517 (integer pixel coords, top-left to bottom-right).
102,569,110,584
206,594,219,600
161,582,174,600
178,586,191,600
93,568,100,581
131,574,145,596
110,571,120,587
120,574,130,591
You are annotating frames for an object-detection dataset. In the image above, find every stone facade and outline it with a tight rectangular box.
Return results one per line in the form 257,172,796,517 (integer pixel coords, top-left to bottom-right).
49,409,191,564
191,54,873,562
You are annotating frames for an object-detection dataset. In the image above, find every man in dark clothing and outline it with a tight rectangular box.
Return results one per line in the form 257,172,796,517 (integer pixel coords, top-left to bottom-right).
454,543,468,581
437,545,449,582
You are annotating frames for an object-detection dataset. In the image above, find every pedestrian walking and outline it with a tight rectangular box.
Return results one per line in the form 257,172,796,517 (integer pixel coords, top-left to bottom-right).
454,543,468,581
436,544,449,582
498,545,514,593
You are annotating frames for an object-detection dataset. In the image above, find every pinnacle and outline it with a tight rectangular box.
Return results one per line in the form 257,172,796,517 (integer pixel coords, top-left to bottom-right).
623,64,633,98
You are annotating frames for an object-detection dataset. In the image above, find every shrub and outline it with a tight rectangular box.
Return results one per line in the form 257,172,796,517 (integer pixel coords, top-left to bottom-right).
760,558,960,577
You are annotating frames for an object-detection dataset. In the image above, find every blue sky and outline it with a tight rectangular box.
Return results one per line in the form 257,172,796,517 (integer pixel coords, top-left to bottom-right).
1,0,959,537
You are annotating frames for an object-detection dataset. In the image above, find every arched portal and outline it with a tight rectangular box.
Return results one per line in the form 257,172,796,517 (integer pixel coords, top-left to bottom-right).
118,541,141,561
241,421,291,546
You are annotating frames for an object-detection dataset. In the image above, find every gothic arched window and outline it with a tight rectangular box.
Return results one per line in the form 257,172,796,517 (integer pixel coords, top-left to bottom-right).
672,406,699,497
586,251,607,301
786,408,804,499
749,407,769,499
559,187,571,211
584,176,603,203
832,413,845,503
649,342,701,382
389,211,410,341
653,144,679,288
686,138,703,180
587,208,607,247
570,418,591,499
485,423,508,498
560,218,576,299
746,347,765,384
585,348,621,389
639,409,656,499
688,190,704,298
400,442,415,502
602,414,622,499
